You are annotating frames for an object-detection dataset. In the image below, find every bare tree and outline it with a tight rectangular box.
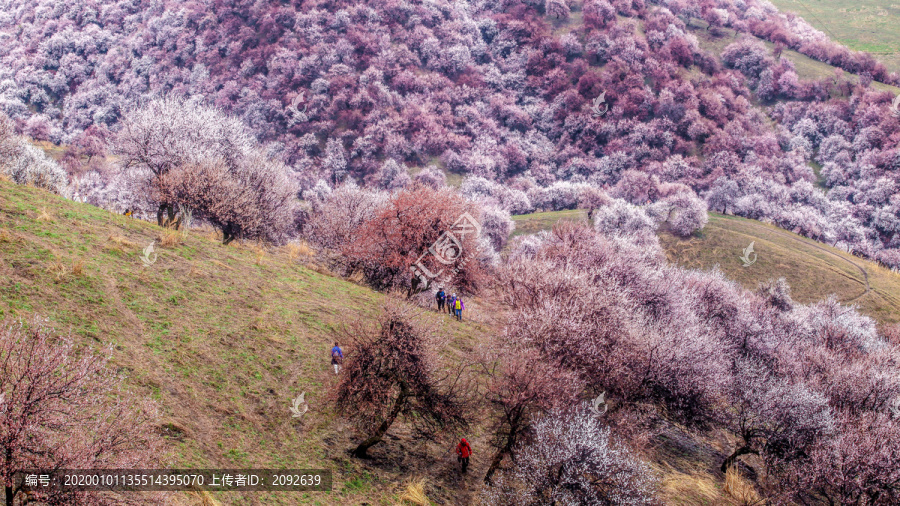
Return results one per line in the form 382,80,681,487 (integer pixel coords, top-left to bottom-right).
0,317,167,506
333,303,470,458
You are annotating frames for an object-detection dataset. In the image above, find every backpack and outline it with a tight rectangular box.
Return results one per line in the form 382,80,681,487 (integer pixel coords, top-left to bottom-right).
331,348,342,363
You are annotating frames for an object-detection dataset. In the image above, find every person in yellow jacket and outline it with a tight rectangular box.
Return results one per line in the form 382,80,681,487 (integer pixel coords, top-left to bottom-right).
453,296,464,321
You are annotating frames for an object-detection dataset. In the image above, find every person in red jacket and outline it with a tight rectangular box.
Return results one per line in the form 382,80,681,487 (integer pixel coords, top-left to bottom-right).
455,438,472,474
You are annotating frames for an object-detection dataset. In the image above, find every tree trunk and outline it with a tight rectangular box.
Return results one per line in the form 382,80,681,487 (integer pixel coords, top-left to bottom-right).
6,447,14,506
167,206,179,230
721,445,757,474
222,223,235,245
353,385,409,458
157,203,167,227
484,443,513,484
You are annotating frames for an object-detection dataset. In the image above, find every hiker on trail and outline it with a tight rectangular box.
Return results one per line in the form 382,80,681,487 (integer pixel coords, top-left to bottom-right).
454,296,464,321
456,438,472,474
436,288,446,312
447,293,456,316
123,209,133,217
331,342,343,375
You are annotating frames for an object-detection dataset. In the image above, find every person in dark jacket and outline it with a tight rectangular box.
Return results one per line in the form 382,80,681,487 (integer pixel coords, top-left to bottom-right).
447,293,456,315
436,288,446,312
456,438,472,473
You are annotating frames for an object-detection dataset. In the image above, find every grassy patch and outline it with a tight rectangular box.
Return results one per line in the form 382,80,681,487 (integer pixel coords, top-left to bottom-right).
0,179,493,504
768,0,900,73
511,209,589,237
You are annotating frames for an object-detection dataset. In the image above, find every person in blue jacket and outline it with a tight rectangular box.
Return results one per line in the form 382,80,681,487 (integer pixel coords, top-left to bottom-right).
331,342,343,375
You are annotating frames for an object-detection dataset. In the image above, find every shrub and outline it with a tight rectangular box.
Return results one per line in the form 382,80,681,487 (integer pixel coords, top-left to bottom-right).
0,114,67,194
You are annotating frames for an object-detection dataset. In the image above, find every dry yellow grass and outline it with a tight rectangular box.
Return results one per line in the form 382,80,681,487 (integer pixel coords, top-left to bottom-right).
47,261,67,281
157,228,182,248
347,269,365,284
190,491,223,506
397,478,430,506
47,258,84,281
659,467,732,505
0,228,13,243
70,258,84,277
724,465,763,505
253,246,267,266
285,241,315,262
105,234,138,254
36,207,53,222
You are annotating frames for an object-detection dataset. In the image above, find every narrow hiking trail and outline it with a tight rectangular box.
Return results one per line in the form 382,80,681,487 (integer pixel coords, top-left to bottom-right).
765,227,870,293
728,220,871,297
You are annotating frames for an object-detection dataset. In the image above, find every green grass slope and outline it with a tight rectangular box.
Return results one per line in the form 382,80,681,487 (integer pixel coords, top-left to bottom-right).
0,179,498,505
512,209,900,325
768,0,900,73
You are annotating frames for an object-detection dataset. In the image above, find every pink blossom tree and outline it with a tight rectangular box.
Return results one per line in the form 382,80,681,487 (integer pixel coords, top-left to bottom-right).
0,317,167,506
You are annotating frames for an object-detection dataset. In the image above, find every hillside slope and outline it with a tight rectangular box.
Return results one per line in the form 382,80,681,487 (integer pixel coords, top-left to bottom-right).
1,180,779,505
659,213,900,325
513,209,900,324
0,179,500,505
